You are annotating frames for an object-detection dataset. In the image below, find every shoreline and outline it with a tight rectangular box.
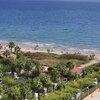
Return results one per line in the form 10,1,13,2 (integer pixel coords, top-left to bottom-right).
1,41,100,59
20,47,100,60
0,39,99,53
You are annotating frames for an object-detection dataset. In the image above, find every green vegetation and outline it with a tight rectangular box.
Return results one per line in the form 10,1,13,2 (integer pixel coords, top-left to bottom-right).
0,42,99,100
23,52,89,67
42,70,100,100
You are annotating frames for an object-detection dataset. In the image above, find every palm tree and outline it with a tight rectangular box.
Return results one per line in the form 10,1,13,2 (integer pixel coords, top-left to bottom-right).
47,48,50,54
0,44,2,56
3,50,10,57
9,42,15,53
0,44,2,50
15,46,21,54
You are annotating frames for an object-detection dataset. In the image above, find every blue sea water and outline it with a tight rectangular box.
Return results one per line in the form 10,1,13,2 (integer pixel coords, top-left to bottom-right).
0,0,100,52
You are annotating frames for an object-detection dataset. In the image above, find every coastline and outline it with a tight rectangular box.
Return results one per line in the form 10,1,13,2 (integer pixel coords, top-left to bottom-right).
1,41,100,59
21,46,63,55
20,46,100,60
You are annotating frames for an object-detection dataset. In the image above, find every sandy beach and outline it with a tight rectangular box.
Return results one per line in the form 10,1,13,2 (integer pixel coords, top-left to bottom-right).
1,42,100,57
19,45,100,60
21,47,64,55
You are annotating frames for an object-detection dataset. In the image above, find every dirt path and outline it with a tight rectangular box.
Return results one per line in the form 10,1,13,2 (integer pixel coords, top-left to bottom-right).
79,56,100,69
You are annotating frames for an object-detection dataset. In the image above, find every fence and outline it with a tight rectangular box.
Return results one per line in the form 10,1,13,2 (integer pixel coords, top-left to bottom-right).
76,82,100,100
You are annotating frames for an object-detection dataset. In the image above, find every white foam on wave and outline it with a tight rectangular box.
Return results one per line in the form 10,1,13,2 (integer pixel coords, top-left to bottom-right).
81,49,99,53
18,41,56,48
0,40,8,44
0,39,100,54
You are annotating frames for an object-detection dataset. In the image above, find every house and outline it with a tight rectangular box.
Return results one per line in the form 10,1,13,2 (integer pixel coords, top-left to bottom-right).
71,67,83,76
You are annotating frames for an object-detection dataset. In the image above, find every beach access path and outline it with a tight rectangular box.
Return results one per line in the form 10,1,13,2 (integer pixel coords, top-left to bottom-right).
83,88,100,100
79,55,100,69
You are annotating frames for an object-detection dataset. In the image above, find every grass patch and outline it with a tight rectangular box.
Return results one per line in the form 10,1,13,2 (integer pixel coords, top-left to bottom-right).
23,52,86,67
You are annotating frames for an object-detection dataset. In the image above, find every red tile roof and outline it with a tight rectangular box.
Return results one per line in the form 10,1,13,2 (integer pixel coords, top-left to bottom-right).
71,67,82,74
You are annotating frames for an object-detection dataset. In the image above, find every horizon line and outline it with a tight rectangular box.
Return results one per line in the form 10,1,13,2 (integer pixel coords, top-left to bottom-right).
2,0,100,3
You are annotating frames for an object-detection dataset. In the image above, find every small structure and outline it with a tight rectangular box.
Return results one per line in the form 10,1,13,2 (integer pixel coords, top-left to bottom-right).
52,83,58,90
42,65,49,73
35,93,38,100
0,95,2,99
71,67,83,75
76,92,81,99
61,76,67,81
5,72,12,76
44,87,48,96
14,72,19,80
20,69,25,74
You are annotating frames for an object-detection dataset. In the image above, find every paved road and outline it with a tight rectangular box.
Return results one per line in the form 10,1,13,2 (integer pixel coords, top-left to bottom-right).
84,89,100,100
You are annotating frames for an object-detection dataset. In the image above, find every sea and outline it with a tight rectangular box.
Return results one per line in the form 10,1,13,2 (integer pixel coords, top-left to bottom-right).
0,0,100,53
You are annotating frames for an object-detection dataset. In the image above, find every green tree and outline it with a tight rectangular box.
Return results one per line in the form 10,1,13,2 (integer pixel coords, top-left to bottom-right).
9,86,21,100
15,46,21,54
62,86,79,100
24,60,33,72
31,63,43,78
19,82,32,100
0,64,4,74
41,91,61,100
3,76,16,87
3,50,10,57
0,44,2,50
57,63,68,76
40,74,52,92
67,81,80,89
9,42,15,53
16,59,25,73
32,77,43,100
86,72,100,80
78,78,93,89
66,61,74,70
66,71,75,80
47,49,50,54
32,77,43,92
50,68,60,83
